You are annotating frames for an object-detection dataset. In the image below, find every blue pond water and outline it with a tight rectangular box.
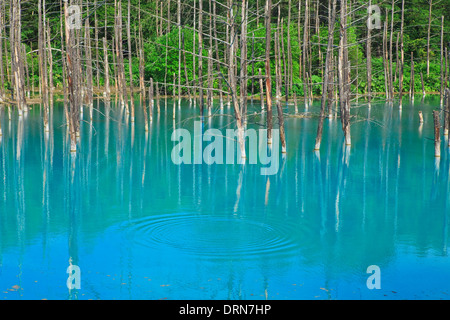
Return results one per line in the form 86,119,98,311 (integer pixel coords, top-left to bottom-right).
0,97,449,300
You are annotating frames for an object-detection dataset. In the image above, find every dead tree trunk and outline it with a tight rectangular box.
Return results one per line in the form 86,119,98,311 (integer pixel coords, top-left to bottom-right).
229,1,246,159
207,48,213,116
265,0,273,143
303,0,310,108
410,52,415,99
0,4,4,102
138,1,145,100
115,0,128,112
64,0,81,152
213,0,223,108
127,0,135,122
398,0,405,108
433,110,440,157
440,16,444,106
275,15,287,153
444,88,449,136
389,0,394,101
259,68,265,111
149,78,154,122
44,21,52,107
338,0,351,146
366,0,372,106
240,0,248,125
198,0,204,117
11,0,27,116
38,0,49,129
426,0,432,76
181,32,191,101
178,0,182,106
103,37,111,101
315,0,336,151
85,18,94,120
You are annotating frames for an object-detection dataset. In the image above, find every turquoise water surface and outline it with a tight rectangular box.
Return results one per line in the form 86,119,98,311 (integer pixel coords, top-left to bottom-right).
1,97,449,300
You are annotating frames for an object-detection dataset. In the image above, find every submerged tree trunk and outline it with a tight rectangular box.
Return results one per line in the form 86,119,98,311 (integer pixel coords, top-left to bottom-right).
315,0,336,151
240,0,248,125
275,14,286,154
11,0,27,116
64,0,81,153
103,37,111,101
229,1,246,159
265,0,273,144
85,17,94,121
38,0,49,130
115,0,128,112
127,0,135,122
366,0,372,106
398,0,405,109
198,0,204,117
338,0,351,146
426,0,432,76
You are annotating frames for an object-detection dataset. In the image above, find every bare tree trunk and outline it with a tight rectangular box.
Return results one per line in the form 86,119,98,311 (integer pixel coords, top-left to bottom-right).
421,71,426,97
287,0,293,93
85,17,94,121
389,0,394,101
212,0,223,108
444,88,449,136
240,0,248,125
192,0,197,104
259,68,265,111
149,78,154,122
315,0,336,150
0,3,4,102
275,14,287,153
303,0,310,109
138,0,145,100
383,18,389,99
366,0,372,105
115,0,128,111
59,0,69,126
103,37,111,101
178,0,182,106
94,0,100,91
440,16,444,106
64,0,81,152
265,0,273,143
181,32,191,101
398,0,405,108
410,52,415,99
426,0,432,76
338,0,351,146
229,1,246,159
38,0,49,129
207,48,213,117
198,0,204,117
127,0,135,122
434,110,440,157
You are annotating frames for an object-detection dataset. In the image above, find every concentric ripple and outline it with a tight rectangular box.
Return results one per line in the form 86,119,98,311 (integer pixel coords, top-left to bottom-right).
123,213,301,260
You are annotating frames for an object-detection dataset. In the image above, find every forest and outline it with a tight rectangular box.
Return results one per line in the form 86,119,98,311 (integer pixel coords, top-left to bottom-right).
0,0,449,151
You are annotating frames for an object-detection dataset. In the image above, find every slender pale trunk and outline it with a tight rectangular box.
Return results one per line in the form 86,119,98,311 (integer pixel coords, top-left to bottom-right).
198,0,204,117
103,37,111,101
398,0,405,109
127,0,135,122
265,0,273,143
275,16,287,153
240,0,248,125
426,0,432,76
366,0,372,105
315,0,336,150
